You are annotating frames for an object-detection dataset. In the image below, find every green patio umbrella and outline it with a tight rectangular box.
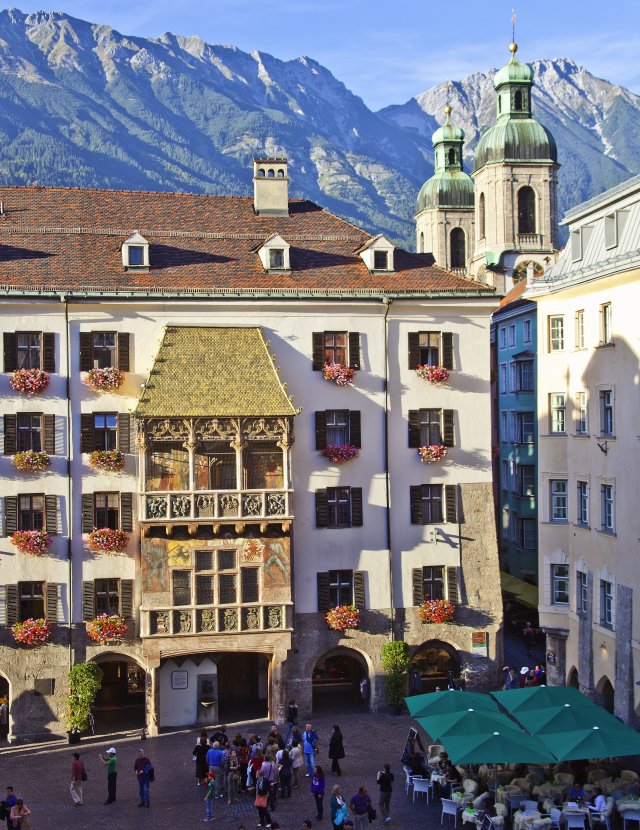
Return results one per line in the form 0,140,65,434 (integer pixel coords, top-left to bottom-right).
417,709,525,742
542,724,640,761
515,703,626,736
406,690,499,718
441,729,556,764
491,686,593,714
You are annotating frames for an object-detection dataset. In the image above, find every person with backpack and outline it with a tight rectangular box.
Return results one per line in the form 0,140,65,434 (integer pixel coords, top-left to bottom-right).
134,748,153,808
254,770,272,828
261,754,279,811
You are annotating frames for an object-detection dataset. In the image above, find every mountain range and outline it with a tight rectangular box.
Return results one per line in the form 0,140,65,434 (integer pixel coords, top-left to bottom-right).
0,8,637,248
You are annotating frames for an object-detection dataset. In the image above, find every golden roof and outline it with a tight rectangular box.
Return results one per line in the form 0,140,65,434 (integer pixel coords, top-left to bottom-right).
135,326,297,418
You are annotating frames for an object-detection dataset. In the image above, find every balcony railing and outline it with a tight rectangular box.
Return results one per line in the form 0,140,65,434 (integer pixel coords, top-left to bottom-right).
517,233,543,247
142,489,293,522
142,604,288,636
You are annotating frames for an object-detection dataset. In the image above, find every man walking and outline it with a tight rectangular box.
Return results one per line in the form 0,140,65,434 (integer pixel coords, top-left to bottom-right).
70,752,85,806
377,763,394,824
134,748,153,808
206,740,224,798
302,724,318,778
98,747,117,804
1,786,17,830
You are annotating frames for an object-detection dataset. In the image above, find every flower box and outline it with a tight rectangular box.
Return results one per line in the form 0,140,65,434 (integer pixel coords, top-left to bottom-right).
84,367,125,393
87,528,129,554
11,530,51,556
419,599,455,624
322,362,355,387
325,604,360,632
10,368,50,396
321,444,359,463
86,614,128,644
418,444,448,463
12,450,50,473
11,618,52,646
416,365,450,385
88,449,125,473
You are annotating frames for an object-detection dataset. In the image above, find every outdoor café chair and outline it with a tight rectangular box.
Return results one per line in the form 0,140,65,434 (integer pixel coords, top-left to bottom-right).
508,794,528,814
622,811,640,830
565,813,586,830
404,766,423,796
442,797,461,827
524,801,539,812
413,777,433,803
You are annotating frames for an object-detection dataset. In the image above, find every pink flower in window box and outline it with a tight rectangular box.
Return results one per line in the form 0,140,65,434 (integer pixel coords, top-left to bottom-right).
322,362,355,387
10,530,51,556
87,528,129,554
325,605,360,632
11,618,52,646
321,444,359,463
418,444,448,463
419,599,455,624
88,450,125,472
86,614,128,644
12,450,50,473
10,368,50,396
84,367,125,392
416,365,450,385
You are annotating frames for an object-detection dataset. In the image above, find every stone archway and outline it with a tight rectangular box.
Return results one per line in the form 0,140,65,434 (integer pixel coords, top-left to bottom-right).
410,640,461,693
312,647,370,712
91,651,147,733
567,666,579,689
594,675,614,713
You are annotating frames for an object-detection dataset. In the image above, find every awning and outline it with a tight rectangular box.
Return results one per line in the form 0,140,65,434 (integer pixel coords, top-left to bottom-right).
500,571,539,608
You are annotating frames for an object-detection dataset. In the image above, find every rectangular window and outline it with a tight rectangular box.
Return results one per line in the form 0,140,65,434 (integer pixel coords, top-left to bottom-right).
329,570,353,606
600,390,613,436
523,318,532,343
95,578,121,615
241,568,259,603
418,409,442,446
418,332,440,366
94,492,119,530
499,327,506,349
600,580,613,626
501,460,509,491
500,411,507,442
509,363,517,393
551,564,569,605
269,248,285,269
604,213,617,249
510,412,517,443
516,412,535,444
422,566,444,600
601,484,614,532
517,361,534,392
245,440,283,489
549,316,564,351
93,413,117,451
373,250,388,270
18,494,44,531
419,484,443,524
17,413,42,452
571,229,582,262
600,303,613,345
577,571,588,614
576,391,588,434
195,441,236,491
518,465,536,497
172,571,191,606
146,442,190,491
518,518,536,550
549,393,566,433
327,487,352,528
127,245,144,266
550,479,568,521
16,332,42,369
508,324,516,347
577,481,589,526
326,410,349,446
323,331,347,366
19,581,44,620
500,364,507,394
575,310,585,349
92,332,117,369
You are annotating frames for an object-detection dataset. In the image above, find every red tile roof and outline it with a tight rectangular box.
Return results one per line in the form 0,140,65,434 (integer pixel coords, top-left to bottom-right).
498,278,529,308
0,187,495,297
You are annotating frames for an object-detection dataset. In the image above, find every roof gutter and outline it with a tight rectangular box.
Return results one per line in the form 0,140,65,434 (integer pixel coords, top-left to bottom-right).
0,289,497,301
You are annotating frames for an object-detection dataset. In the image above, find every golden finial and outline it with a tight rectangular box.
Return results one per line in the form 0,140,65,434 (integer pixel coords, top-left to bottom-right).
444,104,452,116
509,42,518,54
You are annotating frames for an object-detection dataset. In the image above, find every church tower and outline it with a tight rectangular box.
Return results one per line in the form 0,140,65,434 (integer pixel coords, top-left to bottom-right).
415,106,475,274
470,43,559,291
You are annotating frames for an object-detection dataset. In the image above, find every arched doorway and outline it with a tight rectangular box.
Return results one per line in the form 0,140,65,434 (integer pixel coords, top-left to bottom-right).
594,676,614,713
450,228,466,269
567,666,579,689
92,653,146,733
216,652,269,723
312,648,368,711
517,187,536,234
0,673,9,741
410,640,461,693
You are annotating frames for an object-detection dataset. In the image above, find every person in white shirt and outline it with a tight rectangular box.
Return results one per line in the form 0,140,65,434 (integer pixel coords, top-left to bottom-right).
590,789,607,812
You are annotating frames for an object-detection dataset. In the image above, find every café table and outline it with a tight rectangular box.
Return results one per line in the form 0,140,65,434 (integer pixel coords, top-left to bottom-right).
497,785,523,805
514,810,545,830
616,797,640,815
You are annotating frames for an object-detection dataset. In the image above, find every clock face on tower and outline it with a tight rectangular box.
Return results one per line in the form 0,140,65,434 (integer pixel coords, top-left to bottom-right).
512,259,544,284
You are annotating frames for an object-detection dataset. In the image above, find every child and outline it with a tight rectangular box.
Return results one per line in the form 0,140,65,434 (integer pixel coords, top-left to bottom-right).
204,771,216,822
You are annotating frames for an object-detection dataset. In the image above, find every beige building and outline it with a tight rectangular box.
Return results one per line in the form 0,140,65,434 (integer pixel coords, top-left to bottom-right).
526,173,640,724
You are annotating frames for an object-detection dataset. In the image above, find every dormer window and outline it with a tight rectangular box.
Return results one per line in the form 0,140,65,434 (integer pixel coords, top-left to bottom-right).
257,232,290,271
374,250,388,270
357,234,395,273
122,231,150,270
127,246,144,266
270,248,285,269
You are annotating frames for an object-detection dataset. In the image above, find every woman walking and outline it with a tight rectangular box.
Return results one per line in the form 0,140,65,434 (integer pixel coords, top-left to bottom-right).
238,738,251,791
254,770,272,828
9,799,31,829
249,749,264,791
290,739,303,789
279,748,293,799
331,784,350,830
228,751,240,804
311,765,326,821
193,735,209,786
328,725,345,776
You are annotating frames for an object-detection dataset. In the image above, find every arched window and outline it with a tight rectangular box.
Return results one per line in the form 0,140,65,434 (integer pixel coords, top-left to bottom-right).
479,193,486,239
277,169,285,177
448,148,456,166
450,228,465,269
267,169,275,178
514,89,523,111
257,169,265,178
517,186,536,235
419,232,424,253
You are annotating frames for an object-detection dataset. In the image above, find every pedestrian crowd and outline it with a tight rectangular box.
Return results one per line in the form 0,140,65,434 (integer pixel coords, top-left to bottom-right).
502,662,546,689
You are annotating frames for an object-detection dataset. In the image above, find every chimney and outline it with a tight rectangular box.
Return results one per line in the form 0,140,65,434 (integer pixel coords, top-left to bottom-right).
253,157,289,216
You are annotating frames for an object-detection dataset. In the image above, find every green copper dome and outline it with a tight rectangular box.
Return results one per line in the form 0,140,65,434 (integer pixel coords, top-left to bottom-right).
432,107,465,145
417,172,475,212
474,118,557,170
494,44,534,88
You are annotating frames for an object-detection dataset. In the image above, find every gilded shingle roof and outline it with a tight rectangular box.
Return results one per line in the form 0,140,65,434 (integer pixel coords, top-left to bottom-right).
135,326,297,418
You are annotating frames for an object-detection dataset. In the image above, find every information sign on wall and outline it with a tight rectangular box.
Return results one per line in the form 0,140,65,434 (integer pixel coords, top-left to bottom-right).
171,670,188,689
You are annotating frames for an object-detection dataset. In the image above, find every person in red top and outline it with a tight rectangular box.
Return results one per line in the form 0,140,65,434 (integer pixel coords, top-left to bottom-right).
70,751,85,806
134,748,152,808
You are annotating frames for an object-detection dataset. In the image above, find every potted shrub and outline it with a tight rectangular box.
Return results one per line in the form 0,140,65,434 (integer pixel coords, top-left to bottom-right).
415,365,450,385
12,450,50,473
322,362,355,387
321,444,359,463
10,368,50,396
67,661,103,742
88,449,125,472
11,618,52,647
84,367,125,393
418,444,448,463
10,530,51,556
419,598,455,624
381,640,410,714
87,528,128,554
325,605,360,632
86,614,128,644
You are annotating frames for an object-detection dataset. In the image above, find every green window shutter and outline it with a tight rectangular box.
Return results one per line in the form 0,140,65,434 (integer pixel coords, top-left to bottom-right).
443,410,455,447
120,579,134,619
348,332,361,370
43,414,56,455
412,568,425,606
408,410,421,448
120,492,133,532
353,570,366,610
315,411,327,451
312,332,324,371
5,496,17,535
81,493,94,533
79,332,93,372
117,332,130,372
317,572,330,612
408,332,420,370
80,413,95,453
42,333,55,373
441,332,454,370
45,496,58,534
315,490,328,528
350,487,363,527
4,414,17,455
410,486,423,525
117,413,131,453
6,585,18,625
45,583,59,621
3,333,16,372
82,581,95,621
446,567,460,604
349,410,361,448
445,484,458,524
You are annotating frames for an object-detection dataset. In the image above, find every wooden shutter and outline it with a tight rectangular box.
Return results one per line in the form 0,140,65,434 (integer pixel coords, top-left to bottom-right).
443,410,455,447
312,332,324,371
410,486,423,525
317,572,331,612
3,332,16,372
412,568,425,606
43,414,56,455
45,496,58,534
408,410,421,448
4,414,16,454
80,413,95,453
441,332,454,370
79,332,93,372
445,484,458,524
446,567,460,604
81,493,94,533
117,332,130,372
120,492,133,532
348,332,361,370
42,333,55,373
82,581,95,621
408,332,420,370
120,579,134,619
350,487,363,527
349,411,361,448
44,583,58,621
315,411,327,451
5,496,17,535
353,570,366,610
6,585,18,626
315,490,328,528
117,413,131,453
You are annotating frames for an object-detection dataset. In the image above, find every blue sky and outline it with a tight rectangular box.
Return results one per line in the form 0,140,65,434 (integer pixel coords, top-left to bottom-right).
17,0,640,109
